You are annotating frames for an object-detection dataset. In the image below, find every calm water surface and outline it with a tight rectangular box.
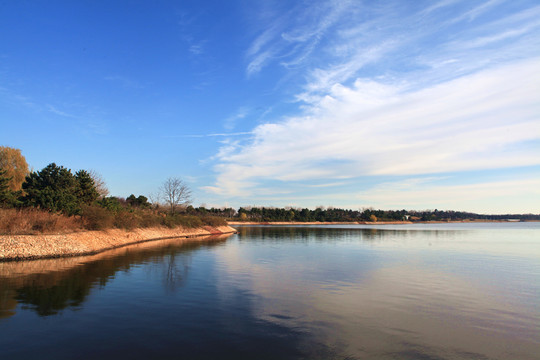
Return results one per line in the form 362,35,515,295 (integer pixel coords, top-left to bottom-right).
1,223,539,359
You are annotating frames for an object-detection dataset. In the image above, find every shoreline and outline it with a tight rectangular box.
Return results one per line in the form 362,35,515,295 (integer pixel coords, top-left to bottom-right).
227,220,534,225
227,221,408,225
0,225,237,262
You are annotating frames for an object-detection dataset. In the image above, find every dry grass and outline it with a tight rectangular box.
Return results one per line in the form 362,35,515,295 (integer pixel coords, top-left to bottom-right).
0,208,82,235
0,207,228,235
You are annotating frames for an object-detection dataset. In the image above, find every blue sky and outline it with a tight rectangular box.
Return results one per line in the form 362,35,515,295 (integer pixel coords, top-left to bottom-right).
1,0,539,214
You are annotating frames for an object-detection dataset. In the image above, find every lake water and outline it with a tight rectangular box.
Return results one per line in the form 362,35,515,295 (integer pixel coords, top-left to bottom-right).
1,223,539,359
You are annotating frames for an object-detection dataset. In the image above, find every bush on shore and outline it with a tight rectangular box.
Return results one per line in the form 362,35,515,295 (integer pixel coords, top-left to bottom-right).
0,208,82,235
0,207,227,235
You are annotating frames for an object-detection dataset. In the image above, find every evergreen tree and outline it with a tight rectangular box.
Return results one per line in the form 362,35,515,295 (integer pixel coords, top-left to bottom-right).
126,194,151,208
0,168,13,206
22,163,99,215
75,170,99,204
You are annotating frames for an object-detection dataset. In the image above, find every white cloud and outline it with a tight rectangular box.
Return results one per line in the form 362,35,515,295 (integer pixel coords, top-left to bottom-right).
299,41,396,97
223,106,250,130
206,1,540,211
246,50,275,77
420,0,464,16
452,0,506,23
246,24,281,58
460,24,540,49
354,178,540,214
208,59,540,199
244,0,357,76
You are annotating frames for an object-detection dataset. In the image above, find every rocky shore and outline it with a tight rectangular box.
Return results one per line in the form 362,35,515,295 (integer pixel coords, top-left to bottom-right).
0,225,237,261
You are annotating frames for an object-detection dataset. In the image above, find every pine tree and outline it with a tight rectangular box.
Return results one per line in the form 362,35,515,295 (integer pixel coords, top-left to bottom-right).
21,163,99,215
0,168,13,206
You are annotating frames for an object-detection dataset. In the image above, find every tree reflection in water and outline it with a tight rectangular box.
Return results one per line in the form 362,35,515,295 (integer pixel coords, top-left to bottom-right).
0,235,230,317
163,253,189,293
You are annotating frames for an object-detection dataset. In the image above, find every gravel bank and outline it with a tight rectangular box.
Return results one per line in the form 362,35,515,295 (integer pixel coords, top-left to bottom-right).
0,225,237,261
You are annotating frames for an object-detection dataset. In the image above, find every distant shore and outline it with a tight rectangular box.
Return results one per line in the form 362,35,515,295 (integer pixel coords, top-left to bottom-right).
0,225,237,262
227,220,533,225
228,221,409,225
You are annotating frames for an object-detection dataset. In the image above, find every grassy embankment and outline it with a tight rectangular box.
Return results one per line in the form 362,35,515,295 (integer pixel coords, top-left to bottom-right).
0,207,236,261
0,207,227,235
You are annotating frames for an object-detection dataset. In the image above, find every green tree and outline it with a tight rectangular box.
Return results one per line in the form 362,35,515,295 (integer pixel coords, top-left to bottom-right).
0,168,14,206
126,194,151,208
75,170,99,204
22,163,99,215
0,146,29,191
97,196,124,212
22,163,78,214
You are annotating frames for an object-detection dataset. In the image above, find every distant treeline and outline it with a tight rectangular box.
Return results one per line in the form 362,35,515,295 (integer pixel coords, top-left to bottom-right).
186,206,540,222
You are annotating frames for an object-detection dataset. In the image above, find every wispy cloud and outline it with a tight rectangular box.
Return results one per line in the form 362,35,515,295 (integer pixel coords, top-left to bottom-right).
207,58,540,198
451,0,505,23
224,106,250,130
306,181,349,188
189,44,204,55
0,85,111,136
245,0,358,76
420,0,464,16
245,1,540,95
0,86,38,109
205,1,540,211
46,104,76,118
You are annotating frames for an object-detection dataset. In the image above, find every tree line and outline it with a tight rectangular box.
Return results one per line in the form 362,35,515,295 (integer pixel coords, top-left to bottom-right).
0,146,223,234
186,206,540,222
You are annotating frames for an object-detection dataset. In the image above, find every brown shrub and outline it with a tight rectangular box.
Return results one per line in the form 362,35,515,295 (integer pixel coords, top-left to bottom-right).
160,214,203,229
200,215,227,227
139,211,163,228
0,207,224,235
81,205,114,230
176,215,204,228
113,211,140,230
0,208,81,235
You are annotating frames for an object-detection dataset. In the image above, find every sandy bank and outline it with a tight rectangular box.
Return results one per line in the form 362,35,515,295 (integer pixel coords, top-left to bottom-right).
0,225,237,262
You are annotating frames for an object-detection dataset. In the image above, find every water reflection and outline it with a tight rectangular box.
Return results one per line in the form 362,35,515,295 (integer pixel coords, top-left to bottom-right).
0,235,230,318
220,225,540,359
1,225,539,359
235,224,468,241
234,224,540,258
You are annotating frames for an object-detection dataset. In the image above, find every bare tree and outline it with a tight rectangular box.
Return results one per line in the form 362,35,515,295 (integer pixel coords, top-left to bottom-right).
160,177,192,214
147,192,161,210
88,170,109,199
